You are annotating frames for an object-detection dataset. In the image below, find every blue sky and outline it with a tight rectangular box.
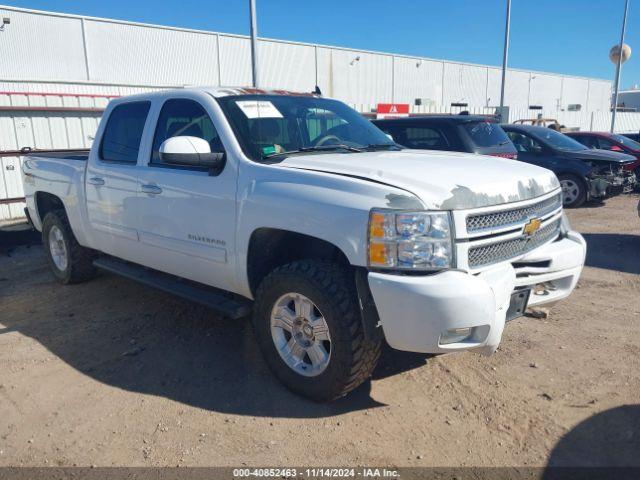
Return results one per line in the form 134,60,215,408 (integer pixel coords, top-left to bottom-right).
7,0,639,86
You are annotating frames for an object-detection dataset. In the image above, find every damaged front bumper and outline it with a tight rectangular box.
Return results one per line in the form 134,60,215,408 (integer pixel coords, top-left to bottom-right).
367,230,586,356
589,171,636,198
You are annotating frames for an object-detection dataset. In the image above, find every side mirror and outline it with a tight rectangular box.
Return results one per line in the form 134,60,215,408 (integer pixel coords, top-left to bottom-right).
385,133,395,142
159,136,225,173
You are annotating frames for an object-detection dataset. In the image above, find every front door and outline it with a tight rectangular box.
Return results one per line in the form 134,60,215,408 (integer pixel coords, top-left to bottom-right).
134,97,237,291
506,131,548,167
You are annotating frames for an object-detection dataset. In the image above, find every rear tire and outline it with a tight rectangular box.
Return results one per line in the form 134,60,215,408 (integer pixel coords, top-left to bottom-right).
252,260,381,402
558,174,587,208
42,209,96,284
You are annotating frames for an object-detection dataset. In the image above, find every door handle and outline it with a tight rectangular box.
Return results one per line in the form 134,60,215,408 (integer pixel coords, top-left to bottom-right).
88,176,105,186
141,184,163,195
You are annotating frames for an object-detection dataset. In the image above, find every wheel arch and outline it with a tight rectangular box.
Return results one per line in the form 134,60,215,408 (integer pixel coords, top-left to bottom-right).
246,227,351,298
34,191,65,226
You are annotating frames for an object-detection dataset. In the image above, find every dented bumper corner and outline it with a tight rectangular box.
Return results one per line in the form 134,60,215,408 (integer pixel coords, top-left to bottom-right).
367,230,586,356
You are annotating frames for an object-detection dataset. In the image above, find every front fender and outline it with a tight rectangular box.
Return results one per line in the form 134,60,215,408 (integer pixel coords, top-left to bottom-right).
233,162,423,298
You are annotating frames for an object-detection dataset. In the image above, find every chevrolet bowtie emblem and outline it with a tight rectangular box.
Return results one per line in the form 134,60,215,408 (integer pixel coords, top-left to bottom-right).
523,218,542,236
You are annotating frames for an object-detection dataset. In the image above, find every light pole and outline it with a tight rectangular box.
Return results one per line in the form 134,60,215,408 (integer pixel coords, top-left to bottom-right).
499,0,512,121
249,0,259,88
611,0,630,133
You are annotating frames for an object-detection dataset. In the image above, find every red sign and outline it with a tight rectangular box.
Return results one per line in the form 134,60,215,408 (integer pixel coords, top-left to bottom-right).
376,103,410,119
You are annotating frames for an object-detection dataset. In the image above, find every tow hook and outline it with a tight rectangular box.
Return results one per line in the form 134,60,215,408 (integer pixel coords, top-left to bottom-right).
533,282,557,297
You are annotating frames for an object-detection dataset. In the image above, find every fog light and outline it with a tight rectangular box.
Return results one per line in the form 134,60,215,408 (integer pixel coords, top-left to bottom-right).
440,327,473,345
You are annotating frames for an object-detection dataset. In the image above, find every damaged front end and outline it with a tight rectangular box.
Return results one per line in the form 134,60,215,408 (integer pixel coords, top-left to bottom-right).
587,163,637,199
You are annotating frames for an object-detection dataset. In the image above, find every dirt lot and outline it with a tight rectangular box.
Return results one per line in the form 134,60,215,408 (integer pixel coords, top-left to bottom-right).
1,194,639,468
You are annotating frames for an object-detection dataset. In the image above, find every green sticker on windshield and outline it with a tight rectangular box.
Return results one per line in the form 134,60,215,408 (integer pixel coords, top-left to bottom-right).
262,145,277,155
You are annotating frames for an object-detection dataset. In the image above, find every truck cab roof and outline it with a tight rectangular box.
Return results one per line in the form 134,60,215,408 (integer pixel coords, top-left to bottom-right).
115,86,321,103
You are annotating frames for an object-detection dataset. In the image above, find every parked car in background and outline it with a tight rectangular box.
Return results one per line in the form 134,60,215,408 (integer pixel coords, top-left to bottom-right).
372,115,518,159
502,124,637,208
565,131,640,179
622,132,640,143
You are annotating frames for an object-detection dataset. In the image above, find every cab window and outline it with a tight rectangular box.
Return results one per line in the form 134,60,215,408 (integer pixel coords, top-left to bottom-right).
151,99,224,165
507,132,543,153
100,102,150,163
574,135,599,149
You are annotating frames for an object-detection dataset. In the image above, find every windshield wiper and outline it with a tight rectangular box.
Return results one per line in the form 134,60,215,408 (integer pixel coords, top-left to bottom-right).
364,143,402,151
263,144,364,159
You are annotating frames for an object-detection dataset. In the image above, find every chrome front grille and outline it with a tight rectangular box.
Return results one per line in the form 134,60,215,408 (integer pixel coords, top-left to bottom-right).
468,218,561,268
466,193,562,234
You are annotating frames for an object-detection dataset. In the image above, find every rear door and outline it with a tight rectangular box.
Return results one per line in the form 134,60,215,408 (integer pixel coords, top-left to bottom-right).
85,101,151,258
134,95,237,290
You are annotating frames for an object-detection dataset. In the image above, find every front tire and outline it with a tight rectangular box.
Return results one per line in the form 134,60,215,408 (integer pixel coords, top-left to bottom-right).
558,174,587,208
253,260,381,402
42,210,96,284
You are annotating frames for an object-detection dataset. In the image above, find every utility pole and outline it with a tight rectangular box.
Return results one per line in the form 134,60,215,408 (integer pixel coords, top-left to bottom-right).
498,0,511,121
611,0,630,133
249,0,259,87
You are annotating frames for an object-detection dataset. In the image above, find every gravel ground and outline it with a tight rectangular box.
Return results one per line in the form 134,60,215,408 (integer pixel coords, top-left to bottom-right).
0,194,639,468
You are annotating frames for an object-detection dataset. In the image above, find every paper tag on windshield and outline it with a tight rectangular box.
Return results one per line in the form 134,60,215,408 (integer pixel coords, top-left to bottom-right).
236,100,283,119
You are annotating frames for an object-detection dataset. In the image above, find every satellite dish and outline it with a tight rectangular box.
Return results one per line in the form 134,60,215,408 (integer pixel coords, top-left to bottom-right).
609,43,632,64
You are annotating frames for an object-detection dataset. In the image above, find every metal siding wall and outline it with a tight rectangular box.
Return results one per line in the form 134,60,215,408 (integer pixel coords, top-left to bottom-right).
0,7,615,111
316,48,392,104
258,41,316,92
0,8,88,81
561,77,589,110
85,20,219,85
588,80,613,112
486,68,531,108
442,63,488,107
219,35,252,86
528,73,562,111
393,57,443,106
0,90,105,221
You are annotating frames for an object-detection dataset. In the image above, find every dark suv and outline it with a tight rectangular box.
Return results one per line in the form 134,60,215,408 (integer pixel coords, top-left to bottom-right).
372,115,518,159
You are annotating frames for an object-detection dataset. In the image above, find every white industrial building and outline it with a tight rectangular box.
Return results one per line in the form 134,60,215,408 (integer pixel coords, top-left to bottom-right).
0,5,614,110
0,5,632,221
617,89,640,111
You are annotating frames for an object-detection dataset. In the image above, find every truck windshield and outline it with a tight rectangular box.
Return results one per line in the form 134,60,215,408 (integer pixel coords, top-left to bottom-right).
216,95,398,162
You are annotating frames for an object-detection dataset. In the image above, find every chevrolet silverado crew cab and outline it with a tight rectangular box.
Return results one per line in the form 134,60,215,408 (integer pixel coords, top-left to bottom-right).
22,87,587,401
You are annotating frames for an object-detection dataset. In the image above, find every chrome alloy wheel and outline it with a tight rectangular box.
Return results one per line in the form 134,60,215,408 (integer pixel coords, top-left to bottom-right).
560,179,580,205
270,293,332,377
48,225,68,271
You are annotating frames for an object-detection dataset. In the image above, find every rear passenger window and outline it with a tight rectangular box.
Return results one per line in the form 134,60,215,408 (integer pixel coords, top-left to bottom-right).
403,127,449,150
100,102,150,163
151,99,223,165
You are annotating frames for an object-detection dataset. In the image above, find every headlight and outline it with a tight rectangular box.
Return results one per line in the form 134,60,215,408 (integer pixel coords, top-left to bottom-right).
368,209,453,270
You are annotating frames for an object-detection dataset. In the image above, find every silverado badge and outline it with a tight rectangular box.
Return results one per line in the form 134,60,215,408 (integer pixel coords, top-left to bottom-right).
523,218,542,237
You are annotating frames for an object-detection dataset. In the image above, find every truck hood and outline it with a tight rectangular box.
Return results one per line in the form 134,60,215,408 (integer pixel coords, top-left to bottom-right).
278,150,560,210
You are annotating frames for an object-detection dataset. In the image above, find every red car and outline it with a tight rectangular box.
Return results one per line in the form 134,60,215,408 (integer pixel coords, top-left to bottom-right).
566,131,640,178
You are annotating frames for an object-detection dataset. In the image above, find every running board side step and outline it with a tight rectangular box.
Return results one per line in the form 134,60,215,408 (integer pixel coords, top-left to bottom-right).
93,257,252,320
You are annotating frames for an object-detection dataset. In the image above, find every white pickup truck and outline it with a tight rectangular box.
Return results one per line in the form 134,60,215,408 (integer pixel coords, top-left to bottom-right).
22,87,586,401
